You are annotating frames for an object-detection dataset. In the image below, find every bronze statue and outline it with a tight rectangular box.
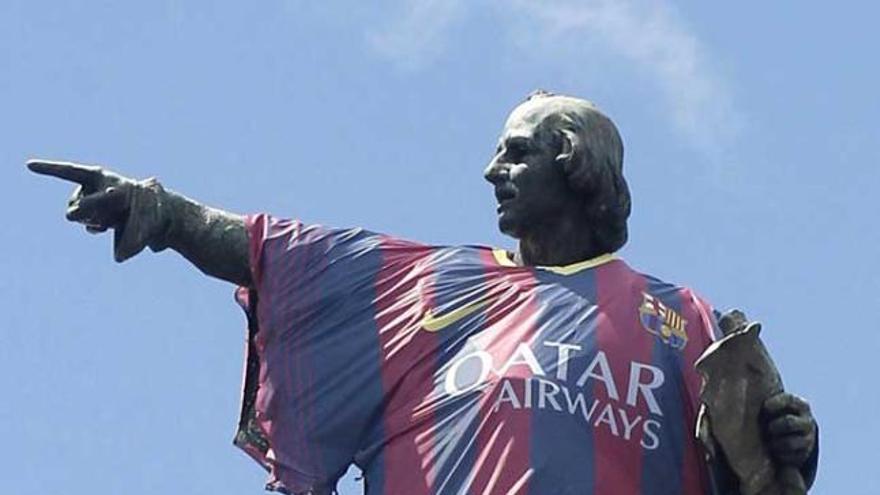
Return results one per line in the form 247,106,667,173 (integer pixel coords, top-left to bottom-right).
29,91,817,494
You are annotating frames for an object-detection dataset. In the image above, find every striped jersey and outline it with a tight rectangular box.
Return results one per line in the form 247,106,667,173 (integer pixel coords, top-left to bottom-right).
233,214,723,495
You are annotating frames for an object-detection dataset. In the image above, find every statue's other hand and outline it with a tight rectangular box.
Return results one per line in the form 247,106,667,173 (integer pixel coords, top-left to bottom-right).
762,392,817,468
27,159,134,233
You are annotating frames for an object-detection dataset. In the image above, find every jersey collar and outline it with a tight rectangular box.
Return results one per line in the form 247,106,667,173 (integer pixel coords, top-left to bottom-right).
491,249,618,275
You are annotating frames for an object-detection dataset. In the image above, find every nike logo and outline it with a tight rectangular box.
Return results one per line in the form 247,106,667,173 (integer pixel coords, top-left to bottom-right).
421,297,492,332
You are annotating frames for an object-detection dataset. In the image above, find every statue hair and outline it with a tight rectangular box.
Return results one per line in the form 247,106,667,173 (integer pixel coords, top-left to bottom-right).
525,90,632,253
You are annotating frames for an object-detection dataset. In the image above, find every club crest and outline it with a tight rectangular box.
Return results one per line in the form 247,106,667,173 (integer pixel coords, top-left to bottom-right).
638,292,688,350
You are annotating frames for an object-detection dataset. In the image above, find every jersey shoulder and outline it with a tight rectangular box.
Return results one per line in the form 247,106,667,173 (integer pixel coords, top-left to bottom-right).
622,260,723,345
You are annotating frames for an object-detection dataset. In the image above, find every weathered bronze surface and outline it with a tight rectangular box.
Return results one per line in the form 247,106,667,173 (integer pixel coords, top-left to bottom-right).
697,311,808,495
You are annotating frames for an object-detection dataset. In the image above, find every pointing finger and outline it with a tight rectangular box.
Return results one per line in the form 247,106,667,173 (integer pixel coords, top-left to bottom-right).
27,159,102,186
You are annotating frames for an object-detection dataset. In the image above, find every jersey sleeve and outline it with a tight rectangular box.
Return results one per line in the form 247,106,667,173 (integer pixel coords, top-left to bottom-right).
679,289,722,409
233,213,394,494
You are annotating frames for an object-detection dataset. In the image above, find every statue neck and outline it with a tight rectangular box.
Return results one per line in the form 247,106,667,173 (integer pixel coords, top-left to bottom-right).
516,216,605,267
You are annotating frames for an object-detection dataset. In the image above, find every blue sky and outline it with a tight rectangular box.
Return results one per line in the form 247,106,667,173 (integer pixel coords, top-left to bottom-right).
2,1,877,493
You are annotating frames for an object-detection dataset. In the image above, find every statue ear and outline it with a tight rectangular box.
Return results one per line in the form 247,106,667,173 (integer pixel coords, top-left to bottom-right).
556,128,577,164
557,128,596,192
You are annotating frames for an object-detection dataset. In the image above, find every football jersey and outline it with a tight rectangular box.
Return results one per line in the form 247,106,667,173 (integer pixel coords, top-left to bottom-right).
232,214,724,495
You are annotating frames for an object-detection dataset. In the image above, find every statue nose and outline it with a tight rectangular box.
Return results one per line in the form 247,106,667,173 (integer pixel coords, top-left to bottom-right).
483,160,509,185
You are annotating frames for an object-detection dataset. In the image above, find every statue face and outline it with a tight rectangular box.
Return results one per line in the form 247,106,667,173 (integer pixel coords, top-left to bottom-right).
484,99,578,239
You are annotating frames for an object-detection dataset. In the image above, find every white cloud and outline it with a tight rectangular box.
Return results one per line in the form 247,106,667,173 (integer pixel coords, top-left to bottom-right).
370,0,741,154
367,0,467,71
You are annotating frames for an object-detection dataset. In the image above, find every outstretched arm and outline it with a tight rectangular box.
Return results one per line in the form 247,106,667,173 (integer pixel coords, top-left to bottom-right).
28,159,252,286
158,191,251,286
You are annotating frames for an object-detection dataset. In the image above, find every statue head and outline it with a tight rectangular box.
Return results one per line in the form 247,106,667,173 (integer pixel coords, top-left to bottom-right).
484,90,631,256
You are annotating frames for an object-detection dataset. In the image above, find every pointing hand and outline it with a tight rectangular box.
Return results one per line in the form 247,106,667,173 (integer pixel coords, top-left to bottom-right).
28,160,134,233
28,159,170,262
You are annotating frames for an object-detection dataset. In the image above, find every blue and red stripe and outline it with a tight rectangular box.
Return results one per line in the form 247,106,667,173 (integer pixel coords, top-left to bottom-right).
527,265,600,495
